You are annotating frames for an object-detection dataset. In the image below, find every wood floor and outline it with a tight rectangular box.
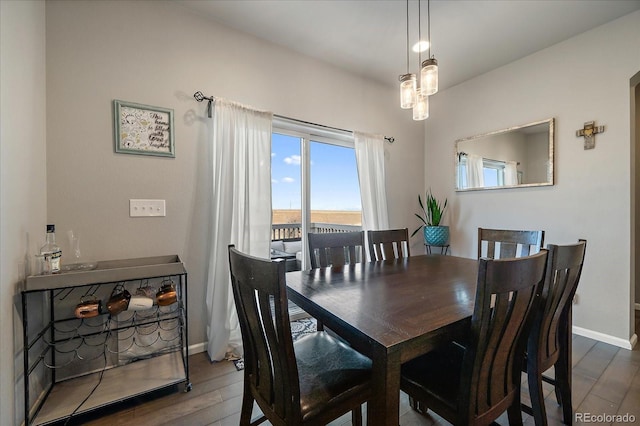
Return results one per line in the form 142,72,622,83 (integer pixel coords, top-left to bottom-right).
79,312,640,426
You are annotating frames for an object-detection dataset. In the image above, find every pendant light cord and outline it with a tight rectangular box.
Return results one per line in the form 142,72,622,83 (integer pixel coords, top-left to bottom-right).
427,0,432,59
405,0,410,73
418,0,422,67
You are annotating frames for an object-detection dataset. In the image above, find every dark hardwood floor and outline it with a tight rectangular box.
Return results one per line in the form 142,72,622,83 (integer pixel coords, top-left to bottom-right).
82,311,640,426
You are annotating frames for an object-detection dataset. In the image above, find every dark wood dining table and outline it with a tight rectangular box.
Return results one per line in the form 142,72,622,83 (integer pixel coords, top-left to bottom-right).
285,254,479,426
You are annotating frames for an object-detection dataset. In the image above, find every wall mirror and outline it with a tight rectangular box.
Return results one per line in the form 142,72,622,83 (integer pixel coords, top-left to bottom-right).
455,118,554,191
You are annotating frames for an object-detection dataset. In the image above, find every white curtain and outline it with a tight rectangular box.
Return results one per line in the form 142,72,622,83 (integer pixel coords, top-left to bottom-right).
206,98,273,361
466,154,485,188
354,131,389,233
504,161,519,185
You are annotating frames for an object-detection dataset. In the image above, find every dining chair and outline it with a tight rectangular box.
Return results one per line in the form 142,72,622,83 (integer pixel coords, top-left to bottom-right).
367,228,411,261
308,231,365,331
401,250,548,426
478,227,544,259
523,240,586,426
228,245,372,426
308,231,365,269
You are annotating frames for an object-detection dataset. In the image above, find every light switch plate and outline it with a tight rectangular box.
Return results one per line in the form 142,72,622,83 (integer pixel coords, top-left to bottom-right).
130,199,166,217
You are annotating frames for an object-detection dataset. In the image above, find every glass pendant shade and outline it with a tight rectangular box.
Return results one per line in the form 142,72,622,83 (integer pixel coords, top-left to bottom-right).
399,73,417,109
420,58,439,96
413,89,429,121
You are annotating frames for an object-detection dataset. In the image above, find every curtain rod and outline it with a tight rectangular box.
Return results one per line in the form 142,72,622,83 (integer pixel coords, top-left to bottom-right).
193,91,395,144
458,151,520,166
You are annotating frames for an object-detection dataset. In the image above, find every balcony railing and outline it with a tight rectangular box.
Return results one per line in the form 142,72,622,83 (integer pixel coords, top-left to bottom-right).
272,223,361,240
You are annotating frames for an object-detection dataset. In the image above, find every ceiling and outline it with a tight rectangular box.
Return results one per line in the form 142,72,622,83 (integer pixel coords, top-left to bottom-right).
180,0,640,91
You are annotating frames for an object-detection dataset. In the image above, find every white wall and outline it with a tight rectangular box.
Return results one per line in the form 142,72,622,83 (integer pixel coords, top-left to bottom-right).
426,11,640,346
635,81,640,306
0,1,47,424
45,0,424,353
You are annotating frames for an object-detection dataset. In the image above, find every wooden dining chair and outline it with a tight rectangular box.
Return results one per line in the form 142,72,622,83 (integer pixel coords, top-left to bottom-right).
523,240,586,426
367,228,411,261
401,250,548,426
228,245,372,426
308,231,365,330
478,227,544,259
308,231,365,269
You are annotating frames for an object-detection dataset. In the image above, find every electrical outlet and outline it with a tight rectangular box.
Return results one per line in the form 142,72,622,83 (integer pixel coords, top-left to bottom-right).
129,199,166,217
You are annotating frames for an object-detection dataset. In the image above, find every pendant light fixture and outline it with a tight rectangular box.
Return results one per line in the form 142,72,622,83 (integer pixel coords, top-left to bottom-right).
399,74,417,109
413,89,428,120
399,0,416,109
420,0,438,95
398,0,434,120
413,0,428,120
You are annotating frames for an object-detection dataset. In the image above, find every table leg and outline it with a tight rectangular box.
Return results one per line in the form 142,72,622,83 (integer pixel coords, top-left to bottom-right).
368,350,401,426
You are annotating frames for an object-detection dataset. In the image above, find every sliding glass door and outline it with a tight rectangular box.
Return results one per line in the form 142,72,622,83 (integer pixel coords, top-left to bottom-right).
271,129,361,270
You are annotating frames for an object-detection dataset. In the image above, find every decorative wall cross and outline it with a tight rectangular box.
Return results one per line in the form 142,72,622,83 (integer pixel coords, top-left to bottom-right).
576,121,605,150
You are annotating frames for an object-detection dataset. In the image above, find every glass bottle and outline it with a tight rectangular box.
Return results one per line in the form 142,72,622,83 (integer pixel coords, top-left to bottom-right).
40,224,62,273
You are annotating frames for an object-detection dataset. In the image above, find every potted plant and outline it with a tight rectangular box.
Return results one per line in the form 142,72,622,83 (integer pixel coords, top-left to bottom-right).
411,189,449,246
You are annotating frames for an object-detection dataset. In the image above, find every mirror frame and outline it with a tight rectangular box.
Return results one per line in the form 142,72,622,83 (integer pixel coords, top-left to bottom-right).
454,118,554,192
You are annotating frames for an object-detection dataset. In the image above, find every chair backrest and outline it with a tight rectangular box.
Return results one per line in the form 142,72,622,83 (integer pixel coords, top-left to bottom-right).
478,227,544,259
367,228,411,261
228,245,302,423
308,231,365,269
461,250,548,424
528,240,586,369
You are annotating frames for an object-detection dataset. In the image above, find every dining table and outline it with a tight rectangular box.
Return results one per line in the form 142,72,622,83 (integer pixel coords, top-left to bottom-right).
285,254,480,426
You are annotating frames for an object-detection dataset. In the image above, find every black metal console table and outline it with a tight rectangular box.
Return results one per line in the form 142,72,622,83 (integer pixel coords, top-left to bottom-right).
22,255,190,425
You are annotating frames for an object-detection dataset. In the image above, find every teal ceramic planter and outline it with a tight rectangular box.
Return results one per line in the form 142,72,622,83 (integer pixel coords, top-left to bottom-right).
424,226,450,246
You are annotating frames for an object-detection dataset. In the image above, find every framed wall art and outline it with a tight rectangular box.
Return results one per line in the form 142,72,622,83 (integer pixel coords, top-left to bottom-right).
113,100,175,157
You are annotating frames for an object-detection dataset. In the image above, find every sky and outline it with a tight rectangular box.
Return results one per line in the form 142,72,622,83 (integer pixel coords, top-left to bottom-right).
271,133,362,211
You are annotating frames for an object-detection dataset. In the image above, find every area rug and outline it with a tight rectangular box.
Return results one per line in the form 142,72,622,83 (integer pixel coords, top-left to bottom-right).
290,317,318,341
232,318,317,371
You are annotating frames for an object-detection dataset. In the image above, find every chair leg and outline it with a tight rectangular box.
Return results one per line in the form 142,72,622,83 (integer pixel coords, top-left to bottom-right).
409,396,429,415
554,381,562,405
554,360,573,425
541,374,561,405
240,387,255,426
527,362,548,426
351,406,363,426
507,396,524,426
316,319,324,331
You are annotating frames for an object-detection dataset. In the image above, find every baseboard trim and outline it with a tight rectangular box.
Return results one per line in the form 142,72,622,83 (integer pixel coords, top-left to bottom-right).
630,333,638,349
572,326,637,350
188,341,207,355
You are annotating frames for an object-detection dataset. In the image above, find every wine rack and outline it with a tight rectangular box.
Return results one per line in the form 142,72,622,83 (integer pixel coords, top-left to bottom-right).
21,255,190,425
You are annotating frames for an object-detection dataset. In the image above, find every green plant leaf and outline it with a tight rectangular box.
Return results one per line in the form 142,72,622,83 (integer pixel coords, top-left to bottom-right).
417,195,427,221
421,189,447,226
413,189,448,234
